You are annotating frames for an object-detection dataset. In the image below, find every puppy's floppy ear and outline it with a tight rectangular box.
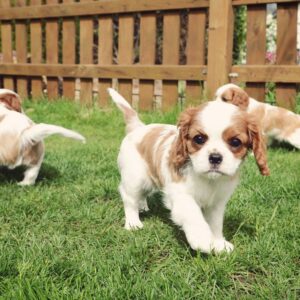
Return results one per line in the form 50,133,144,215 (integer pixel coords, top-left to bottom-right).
172,107,198,169
0,90,22,112
247,117,270,176
221,87,249,110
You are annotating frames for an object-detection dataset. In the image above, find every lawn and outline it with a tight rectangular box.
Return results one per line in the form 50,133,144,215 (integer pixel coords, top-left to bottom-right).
0,99,299,299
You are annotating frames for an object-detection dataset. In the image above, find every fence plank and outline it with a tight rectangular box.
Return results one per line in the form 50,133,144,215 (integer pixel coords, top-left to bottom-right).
79,0,94,105
0,0,14,90
186,9,206,105
162,11,180,111
15,0,28,98
46,0,59,99
275,2,297,110
118,14,134,103
231,65,300,83
0,64,207,80
0,0,210,20
207,0,234,98
62,0,76,100
139,12,156,110
98,16,113,106
245,5,266,102
30,0,43,98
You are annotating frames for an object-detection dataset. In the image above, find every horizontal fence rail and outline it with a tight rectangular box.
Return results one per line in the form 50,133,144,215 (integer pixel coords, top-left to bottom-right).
0,0,299,110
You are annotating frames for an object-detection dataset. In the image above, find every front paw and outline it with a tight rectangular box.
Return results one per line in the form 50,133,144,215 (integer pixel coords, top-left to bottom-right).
211,238,234,253
185,227,214,253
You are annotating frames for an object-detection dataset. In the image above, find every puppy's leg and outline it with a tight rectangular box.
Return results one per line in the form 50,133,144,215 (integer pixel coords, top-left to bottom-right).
119,184,144,230
203,204,234,253
166,186,214,253
18,142,44,186
18,161,43,186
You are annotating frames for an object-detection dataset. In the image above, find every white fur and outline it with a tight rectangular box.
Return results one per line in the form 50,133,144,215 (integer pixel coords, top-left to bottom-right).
110,89,245,254
0,90,85,185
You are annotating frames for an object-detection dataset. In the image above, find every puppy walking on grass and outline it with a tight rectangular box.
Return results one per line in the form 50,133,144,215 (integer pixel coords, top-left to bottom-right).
108,88,269,254
0,89,85,186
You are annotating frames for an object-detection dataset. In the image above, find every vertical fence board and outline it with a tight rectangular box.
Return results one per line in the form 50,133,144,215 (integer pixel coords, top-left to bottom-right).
30,0,43,98
186,9,206,105
0,0,14,90
118,14,134,104
98,16,113,106
15,0,28,98
62,0,76,100
162,12,180,111
139,13,156,110
46,0,59,99
245,5,266,102
207,0,234,98
276,3,297,110
79,0,94,105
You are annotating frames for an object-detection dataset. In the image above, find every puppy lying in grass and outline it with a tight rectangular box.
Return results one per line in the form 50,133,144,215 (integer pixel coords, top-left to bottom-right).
108,88,269,254
0,89,85,186
215,84,300,149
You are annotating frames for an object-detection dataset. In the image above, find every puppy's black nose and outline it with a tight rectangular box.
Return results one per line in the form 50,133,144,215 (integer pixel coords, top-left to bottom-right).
209,153,223,165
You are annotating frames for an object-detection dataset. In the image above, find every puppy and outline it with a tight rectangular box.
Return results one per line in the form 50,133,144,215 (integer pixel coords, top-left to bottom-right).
215,84,300,149
0,89,85,186
108,88,269,254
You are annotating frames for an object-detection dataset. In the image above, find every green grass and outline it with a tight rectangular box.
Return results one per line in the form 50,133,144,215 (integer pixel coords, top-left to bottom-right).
0,99,299,299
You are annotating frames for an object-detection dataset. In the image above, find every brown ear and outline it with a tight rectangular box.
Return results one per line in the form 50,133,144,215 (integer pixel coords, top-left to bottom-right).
171,107,198,170
221,87,249,110
0,91,22,112
248,118,270,176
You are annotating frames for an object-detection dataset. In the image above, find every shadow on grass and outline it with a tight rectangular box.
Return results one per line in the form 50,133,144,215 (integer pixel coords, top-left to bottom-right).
139,192,256,256
0,163,61,185
269,140,298,151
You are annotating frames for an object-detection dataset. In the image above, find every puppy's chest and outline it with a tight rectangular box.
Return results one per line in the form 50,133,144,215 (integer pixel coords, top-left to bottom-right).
190,179,231,208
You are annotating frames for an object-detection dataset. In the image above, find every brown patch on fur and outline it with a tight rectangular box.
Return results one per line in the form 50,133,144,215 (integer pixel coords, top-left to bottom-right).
22,142,44,166
247,116,270,176
223,112,269,176
137,126,176,187
169,105,207,178
0,92,22,112
221,87,249,110
222,116,249,160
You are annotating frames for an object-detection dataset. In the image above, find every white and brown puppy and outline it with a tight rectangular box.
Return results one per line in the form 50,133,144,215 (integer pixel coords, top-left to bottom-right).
108,88,269,254
0,88,85,186
215,84,300,149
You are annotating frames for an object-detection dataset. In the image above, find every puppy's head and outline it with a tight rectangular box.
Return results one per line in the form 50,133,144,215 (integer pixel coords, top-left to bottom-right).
0,89,22,113
173,101,269,179
215,84,249,110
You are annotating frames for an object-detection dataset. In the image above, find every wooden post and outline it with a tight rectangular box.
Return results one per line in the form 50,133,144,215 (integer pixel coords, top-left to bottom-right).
206,0,234,99
245,5,266,102
275,2,297,110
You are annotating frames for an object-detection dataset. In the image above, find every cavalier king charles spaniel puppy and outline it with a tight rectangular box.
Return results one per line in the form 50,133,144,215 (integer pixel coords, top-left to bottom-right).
0,88,85,186
108,88,269,254
215,83,300,149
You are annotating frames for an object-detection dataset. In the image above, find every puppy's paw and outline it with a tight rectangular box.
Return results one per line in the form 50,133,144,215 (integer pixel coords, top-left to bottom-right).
124,219,144,230
185,228,214,253
18,180,35,186
212,238,234,254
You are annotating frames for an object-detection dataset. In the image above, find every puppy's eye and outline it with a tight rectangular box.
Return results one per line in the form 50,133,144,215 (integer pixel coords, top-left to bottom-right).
229,137,242,148
193,134,207,145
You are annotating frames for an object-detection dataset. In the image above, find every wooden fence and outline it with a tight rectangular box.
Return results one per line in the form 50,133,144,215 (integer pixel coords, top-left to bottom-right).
0,0,299,110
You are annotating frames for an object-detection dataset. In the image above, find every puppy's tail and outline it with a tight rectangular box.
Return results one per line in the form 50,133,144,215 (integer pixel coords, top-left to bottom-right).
108,88,144,133
21,123,86,146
